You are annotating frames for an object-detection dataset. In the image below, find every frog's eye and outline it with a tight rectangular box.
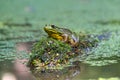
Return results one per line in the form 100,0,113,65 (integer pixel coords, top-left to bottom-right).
51,25,56,28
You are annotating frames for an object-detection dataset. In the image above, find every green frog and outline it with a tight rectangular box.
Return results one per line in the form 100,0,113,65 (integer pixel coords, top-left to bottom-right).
44,25,79,46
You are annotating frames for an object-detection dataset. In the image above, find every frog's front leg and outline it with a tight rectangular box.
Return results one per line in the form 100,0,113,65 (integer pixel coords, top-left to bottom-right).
62,34,78,46
62,34,69,42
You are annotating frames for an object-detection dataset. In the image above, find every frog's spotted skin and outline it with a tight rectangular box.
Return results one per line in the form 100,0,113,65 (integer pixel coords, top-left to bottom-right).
44,25,79,46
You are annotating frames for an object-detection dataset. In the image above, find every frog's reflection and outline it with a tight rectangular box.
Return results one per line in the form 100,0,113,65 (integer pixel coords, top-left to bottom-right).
15,42,81,80
32,61,81,80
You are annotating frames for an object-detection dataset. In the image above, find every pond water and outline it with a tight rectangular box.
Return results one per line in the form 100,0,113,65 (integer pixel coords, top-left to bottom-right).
0,58,120,80
0,0,120,80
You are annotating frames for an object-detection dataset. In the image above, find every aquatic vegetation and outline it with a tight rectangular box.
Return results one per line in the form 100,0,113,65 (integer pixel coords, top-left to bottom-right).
0,41,15,61
84,32,120,66
0,20,44,62
28,38,74,70
98,77,120,80
94,20,120,25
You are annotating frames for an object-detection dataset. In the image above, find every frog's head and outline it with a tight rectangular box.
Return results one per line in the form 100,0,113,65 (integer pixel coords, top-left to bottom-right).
44,25,62,35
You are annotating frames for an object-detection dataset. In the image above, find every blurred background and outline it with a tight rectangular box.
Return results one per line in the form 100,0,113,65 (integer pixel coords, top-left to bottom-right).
0,0,120,80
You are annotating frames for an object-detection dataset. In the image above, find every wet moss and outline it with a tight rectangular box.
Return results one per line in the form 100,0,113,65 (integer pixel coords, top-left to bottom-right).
28,38,77,71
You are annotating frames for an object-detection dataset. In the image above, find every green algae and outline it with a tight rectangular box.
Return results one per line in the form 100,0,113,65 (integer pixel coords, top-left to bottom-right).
95,20,120,25
98,77,120,80
83,32,120,66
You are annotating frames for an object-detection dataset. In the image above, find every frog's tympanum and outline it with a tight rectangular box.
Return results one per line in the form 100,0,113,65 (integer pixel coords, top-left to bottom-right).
44,25,79,46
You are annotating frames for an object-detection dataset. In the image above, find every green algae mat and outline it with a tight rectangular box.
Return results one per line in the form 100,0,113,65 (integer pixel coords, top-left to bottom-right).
0,0,120,80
